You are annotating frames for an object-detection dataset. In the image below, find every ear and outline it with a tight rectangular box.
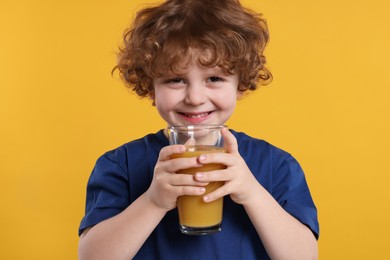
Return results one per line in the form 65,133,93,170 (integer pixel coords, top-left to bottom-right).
149,89,156,106
236,85,244,99
149,90,155,100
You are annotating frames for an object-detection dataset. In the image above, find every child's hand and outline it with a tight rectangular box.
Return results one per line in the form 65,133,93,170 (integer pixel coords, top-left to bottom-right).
146,144,208,211
194,128,260,205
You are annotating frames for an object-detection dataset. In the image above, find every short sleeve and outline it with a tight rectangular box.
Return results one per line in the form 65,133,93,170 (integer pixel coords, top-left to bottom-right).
272,155,319,239
78,152,129,236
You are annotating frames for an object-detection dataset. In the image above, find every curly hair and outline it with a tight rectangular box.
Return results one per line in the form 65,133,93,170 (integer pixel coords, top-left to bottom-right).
114,0,272,97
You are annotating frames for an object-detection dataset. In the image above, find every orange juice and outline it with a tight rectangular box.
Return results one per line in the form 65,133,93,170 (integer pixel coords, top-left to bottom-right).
171,145,226,229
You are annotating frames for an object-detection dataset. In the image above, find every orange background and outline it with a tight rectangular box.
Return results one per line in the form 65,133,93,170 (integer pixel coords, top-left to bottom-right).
1,0,389,259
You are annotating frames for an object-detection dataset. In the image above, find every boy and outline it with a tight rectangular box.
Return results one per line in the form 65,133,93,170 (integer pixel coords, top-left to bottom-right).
78,0,319,259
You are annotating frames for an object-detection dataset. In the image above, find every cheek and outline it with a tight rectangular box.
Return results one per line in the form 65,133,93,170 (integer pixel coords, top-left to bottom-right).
217,91,238,109
154,98,169,114
154,90,178,113
154,100,172,123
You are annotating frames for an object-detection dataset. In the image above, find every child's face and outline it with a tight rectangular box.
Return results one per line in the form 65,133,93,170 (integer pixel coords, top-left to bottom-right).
152,58,241,127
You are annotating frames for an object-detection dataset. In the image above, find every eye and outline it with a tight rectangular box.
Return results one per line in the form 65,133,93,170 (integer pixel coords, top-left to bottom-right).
208,76,223,83
166,77,184,84
162,77,186,89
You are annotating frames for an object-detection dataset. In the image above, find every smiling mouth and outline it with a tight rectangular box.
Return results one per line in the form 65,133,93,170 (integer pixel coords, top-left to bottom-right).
180,112,211,118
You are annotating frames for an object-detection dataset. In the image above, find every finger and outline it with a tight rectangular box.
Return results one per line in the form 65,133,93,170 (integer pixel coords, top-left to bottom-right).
203,183,231,203
221,128,238,154
169,173,209,187
158,145,186,161
173,185,207,196
197,152,235,167
166,156,206,173
194,169,231,183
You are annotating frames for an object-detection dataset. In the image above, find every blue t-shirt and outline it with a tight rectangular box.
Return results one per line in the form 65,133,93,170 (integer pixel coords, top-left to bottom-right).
79,130,319,259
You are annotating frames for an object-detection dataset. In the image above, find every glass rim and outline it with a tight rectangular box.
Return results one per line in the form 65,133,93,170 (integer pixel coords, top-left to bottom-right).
167,124,228,131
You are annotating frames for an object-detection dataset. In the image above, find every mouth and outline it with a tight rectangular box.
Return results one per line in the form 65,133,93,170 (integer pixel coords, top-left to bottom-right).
177,111,213,123
179,112,211,118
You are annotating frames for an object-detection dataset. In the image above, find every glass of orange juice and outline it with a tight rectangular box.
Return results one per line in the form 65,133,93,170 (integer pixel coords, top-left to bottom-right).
167,125,227,235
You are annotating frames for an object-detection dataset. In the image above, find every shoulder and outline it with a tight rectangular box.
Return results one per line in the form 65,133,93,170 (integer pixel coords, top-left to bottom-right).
97,130,168,171
230,129,303,184
230,129,292,162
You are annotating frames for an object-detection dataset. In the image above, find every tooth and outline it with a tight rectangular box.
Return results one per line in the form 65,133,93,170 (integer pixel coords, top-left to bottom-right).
186,113,207,118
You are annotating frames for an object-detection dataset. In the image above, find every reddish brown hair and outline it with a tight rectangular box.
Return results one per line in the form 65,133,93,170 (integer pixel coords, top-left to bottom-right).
114,0,272,97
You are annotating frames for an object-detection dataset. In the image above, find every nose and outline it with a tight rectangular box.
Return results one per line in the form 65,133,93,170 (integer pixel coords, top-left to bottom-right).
184,84,207,106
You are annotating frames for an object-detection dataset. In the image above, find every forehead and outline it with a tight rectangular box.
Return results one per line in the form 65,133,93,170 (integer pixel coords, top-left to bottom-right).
154,47,228,76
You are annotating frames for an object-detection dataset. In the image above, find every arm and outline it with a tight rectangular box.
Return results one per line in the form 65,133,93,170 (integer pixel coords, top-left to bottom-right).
241,181,318,260
79,144,208,260
78,193,168,260
195,128,318,260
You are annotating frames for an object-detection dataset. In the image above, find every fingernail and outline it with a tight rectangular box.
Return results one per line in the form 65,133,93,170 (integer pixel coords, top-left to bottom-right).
196,172,203,179
198,154,207,161
203,195,210,202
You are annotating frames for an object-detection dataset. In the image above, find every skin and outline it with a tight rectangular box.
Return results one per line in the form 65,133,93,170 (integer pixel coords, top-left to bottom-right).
151,60,240,127
78,57,318,260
